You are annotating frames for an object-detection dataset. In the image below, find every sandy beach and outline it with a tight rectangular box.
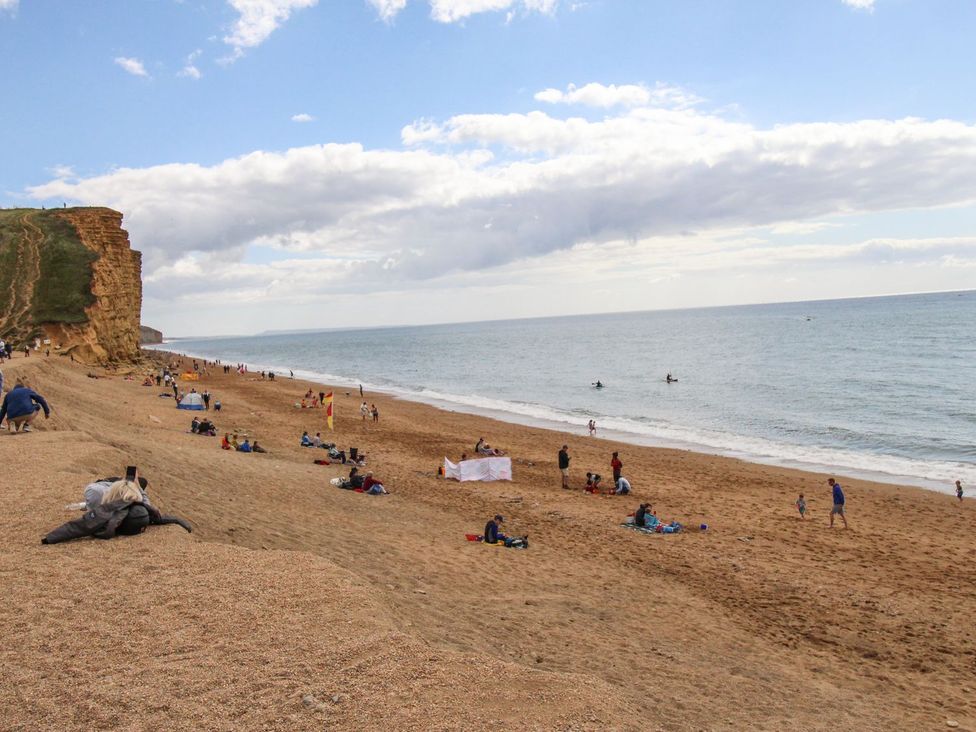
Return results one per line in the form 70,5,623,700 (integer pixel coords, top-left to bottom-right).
1,351,973,731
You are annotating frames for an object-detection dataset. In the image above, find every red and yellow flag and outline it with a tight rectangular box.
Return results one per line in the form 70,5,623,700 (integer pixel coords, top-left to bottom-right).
325,392,334,430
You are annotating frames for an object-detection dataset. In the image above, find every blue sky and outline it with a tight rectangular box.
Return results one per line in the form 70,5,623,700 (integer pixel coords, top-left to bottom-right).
2,0,975,335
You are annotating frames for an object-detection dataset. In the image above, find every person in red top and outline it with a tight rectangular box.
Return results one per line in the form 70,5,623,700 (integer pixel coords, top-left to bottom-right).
362,472,388,495
610,452,622,484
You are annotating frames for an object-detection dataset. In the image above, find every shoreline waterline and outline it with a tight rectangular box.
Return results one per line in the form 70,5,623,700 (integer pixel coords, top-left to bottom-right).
146,341,963,494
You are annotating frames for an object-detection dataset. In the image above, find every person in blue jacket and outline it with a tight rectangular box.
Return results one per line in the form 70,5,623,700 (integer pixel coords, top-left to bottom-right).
0,378,50,433
828,477,848,529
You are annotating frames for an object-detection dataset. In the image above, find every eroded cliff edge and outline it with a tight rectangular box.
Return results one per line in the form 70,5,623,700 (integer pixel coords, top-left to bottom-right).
0,207,142,363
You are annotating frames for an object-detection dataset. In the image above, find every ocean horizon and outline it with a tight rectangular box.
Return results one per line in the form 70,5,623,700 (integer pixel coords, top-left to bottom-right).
150,290,976,494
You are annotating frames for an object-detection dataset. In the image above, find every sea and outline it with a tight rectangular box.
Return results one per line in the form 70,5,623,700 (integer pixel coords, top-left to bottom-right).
151,291,976,493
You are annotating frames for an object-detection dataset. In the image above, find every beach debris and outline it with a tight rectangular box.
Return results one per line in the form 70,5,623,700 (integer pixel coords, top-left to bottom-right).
946,721,958,728
331,694,342,704
301,693,329,712
148,415,162,423
737,536,753,542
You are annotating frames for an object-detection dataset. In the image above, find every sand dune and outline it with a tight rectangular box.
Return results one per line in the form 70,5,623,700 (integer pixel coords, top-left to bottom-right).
1,353,973,731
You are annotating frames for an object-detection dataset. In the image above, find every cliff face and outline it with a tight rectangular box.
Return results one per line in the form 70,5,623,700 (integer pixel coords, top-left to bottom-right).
139,325,163,344
0,207,142,364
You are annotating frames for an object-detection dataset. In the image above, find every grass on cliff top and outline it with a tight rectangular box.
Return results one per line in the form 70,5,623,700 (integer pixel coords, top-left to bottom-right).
0,209,98,338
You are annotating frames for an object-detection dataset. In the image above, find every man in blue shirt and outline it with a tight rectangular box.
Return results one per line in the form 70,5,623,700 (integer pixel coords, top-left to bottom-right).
0,379,50,433
828,478,848,529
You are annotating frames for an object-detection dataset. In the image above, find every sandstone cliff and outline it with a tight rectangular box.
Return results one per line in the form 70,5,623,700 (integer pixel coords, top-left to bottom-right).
0,207,142,364
139,325,163,344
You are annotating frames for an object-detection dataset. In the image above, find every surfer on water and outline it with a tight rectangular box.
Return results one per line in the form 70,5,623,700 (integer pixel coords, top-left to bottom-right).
593,380,604,388
666,372,676,383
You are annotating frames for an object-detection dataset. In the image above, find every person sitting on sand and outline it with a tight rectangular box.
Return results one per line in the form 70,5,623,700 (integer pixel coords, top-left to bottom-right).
483,515,506,545
342,466,365,489
301,431,313,447
231,434,240,450
252,440,267,453
0,378,51,433
213,399,222,412
635,503,651,528
584,472,602,493
312,432,323,448
362,472,388,495
190,417,200,433
796,493,807,519
475,437,505,457
634,503,661,529
237,438,253,453
197,419,216,436
221,433,232,450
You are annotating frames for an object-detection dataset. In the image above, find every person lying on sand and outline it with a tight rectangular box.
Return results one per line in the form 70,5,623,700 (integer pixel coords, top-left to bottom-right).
44,477,191,544
362,472,388,495
252,441,267,453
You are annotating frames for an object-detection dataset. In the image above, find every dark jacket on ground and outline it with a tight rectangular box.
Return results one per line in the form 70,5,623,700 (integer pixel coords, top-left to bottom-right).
0,385,50,422
42,501,191,544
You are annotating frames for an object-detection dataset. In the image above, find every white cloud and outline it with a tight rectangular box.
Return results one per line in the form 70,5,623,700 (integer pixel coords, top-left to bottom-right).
179,49,203,79
368,0,408,22
0,0,17,12
428,0,557,23
27,93,976,310
223,0,318,57
114,57,149,78
534,82,701,109
49,165,75,179
842,0,875,10
291,113,315,122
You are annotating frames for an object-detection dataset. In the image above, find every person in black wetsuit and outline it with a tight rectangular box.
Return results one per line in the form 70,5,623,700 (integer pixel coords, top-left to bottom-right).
483,514,506,544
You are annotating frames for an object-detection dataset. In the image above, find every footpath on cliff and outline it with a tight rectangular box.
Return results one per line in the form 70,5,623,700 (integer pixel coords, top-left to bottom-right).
1,353,973,731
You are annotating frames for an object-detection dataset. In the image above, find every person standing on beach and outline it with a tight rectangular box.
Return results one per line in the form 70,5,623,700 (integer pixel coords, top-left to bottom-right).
956,480,964,502
828,478,848,529
202,390,211,410
361,401,369,421
359,384,364,398
796,494,806,519
611,452,622,485
558,445,570,489
588,420,596,437
371,404,379,422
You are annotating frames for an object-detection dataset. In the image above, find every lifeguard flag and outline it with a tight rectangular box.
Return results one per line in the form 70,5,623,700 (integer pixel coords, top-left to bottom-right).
325,392,334,430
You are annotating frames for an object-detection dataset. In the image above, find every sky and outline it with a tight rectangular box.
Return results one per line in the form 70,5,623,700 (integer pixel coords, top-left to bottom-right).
1,0,975,336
